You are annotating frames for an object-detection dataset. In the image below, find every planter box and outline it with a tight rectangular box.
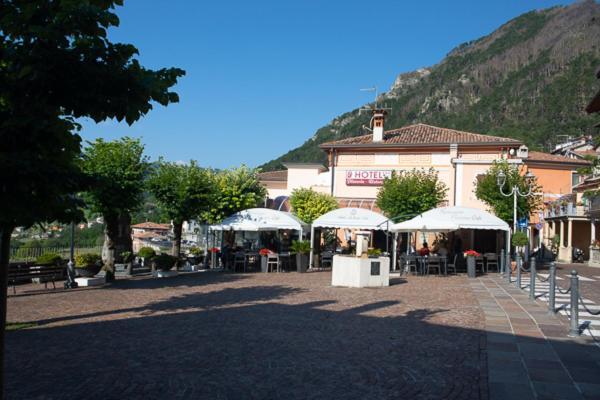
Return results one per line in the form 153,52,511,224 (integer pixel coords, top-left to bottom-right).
261,256,268,273
589,247,600,268
466,256,476,278
75,276,105,287
296,254,308,273
331,255,389,287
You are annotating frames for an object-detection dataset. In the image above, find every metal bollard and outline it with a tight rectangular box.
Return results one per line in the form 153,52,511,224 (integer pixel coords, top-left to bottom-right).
500,249,505,274
516,254,522,289
529,257,536,300
506,253,512,282
548,262,556,315
568,270,580,337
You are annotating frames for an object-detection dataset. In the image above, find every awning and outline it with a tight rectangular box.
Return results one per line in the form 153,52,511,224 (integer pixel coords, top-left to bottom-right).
312,207,390,230
210,208,308,232
390,206,509,232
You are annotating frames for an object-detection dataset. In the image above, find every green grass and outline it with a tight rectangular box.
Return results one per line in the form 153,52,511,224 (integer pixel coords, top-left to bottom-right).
6,322,37,331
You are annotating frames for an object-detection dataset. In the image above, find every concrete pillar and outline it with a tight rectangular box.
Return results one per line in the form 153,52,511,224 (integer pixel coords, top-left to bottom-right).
560,220,565,248
567,219,573,248
592,220,596,243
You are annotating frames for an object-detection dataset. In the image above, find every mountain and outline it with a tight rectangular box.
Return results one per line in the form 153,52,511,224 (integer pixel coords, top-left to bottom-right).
260,1,600,171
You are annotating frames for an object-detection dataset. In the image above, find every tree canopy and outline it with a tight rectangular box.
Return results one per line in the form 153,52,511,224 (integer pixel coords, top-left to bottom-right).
376,169,448,220
289,188,338,224
82,137,148,218
474,160,542,225
0,0,184,383
203,166,266,224
146,160,213,256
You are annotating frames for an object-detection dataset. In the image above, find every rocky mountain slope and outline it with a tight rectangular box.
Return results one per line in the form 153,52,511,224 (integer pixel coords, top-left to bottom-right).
261,1,600,171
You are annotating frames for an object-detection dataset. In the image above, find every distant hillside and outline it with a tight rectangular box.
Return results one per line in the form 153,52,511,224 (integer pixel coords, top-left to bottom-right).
261,1,600,171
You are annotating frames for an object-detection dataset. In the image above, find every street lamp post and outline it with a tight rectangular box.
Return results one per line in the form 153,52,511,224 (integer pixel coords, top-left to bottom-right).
497,168,535,257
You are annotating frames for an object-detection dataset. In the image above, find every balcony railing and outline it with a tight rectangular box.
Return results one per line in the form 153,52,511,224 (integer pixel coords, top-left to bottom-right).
544,202,588,218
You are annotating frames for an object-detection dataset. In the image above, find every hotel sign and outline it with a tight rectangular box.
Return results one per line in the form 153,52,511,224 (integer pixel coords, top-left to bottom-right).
346,170,392,186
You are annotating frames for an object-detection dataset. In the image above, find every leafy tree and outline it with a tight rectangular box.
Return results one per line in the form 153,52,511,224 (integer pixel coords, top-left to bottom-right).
474,160,542,226
82,137,148,280
376,169,448,220
146,160,213,258
0,0,184,387
289,188,338,224
203,166,267,223
576,154,599,176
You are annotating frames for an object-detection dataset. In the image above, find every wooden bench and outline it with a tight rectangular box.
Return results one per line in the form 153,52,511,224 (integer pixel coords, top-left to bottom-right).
8,263,66,294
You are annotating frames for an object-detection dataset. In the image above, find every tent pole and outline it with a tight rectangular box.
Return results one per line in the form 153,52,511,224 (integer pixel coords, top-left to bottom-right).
392,232,397,271
309,225,315,269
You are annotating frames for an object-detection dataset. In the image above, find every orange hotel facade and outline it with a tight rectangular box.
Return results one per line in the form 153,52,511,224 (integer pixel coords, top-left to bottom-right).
259,114,589,256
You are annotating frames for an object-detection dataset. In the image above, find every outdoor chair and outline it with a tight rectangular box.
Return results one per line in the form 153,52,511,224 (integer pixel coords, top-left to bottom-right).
233,252,246,272
484,253,498,272
321,252,333,269
405,255,419,275
426,256,442,275
446,254,458,274
267,254,280,273
475,255,486,274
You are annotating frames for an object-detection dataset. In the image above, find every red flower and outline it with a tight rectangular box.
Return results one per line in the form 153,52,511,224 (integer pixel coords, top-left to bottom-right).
259,248,271,256
464,250,481,257
210,247,220,253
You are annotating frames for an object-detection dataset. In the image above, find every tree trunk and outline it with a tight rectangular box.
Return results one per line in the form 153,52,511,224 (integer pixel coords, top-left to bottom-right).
0,225,14,397
172,221,183,258
102,213,133,282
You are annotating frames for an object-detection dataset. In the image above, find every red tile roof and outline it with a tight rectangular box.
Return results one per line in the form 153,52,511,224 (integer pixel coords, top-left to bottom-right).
525,151,591,165
131,222,171,230
320,123,522,147
258,170,288,182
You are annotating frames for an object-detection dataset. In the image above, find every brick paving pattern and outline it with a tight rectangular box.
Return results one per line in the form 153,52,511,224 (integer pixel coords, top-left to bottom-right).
6,271,486,400
474,275,600,400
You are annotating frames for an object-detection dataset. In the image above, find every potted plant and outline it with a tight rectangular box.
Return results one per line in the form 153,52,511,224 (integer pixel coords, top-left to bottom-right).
512,231,529,265
367,248,382,259
151,253,178,277
74,253,102,277
464,250,480,278
290,240,310,273
209,247,220,269
259,248,272,273
188,246,204,269
138,247,156,268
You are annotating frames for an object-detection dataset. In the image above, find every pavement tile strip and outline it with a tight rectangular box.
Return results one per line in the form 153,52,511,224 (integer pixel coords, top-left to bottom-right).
472,276,600,400
520,275,600,339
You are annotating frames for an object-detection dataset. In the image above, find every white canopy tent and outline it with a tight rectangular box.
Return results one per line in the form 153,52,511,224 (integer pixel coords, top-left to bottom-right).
390,206,510,267
309,208,390,268
390,206,510,232
210,208,308,236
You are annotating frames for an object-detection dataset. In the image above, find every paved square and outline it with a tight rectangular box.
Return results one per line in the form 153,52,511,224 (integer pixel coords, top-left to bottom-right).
6,272,485,399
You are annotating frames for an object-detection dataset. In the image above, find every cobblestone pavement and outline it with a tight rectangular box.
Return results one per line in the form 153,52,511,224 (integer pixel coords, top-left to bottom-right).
6,271,486,400
555,263,600,304
474,275,600,400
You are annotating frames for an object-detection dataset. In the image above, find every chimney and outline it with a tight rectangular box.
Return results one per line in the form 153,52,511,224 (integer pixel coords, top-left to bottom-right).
372,109,387,142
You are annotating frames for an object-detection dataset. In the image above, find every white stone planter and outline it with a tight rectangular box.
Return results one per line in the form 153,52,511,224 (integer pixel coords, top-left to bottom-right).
75,276,106,287
154,270,178,278
331,255,390,288
589,247,600,268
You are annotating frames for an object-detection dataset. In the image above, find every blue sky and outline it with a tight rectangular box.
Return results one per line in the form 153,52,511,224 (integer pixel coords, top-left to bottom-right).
80,0,574,169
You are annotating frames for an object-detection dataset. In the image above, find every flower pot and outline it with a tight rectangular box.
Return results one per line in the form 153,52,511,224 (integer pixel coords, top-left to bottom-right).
466,256,476,278
296,253,308,273
261,256,268,273
76,263,102,277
